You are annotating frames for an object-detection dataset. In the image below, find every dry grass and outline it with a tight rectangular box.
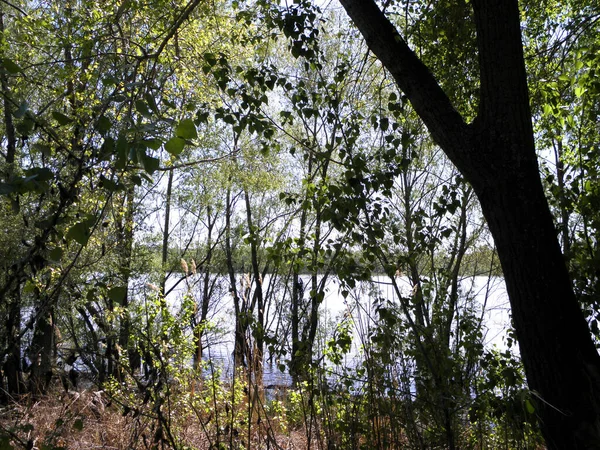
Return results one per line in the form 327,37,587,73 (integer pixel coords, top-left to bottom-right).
0,382,314,450
1,388,143,449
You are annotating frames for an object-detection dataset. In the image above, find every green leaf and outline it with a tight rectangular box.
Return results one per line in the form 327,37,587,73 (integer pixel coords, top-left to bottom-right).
16,117,34,136
165,137,185,156
111,94,127,103
100,176,119,192
175,119,197,139
524,399,535,415
95,115,112,134
142,155,160,174
67,221,93,246
73,418,84,432
0,183,15,195
144,139,162,150
52,111,74,126
203,52,217,66
0,434,14,450
195,110,209,124
140,172,153,184
23,280,36,294
1,58,22,74
108,286,128,304
49,247,63,261
15,101,29,119
33,143,52,157
135,100,152,118
380,117,389,131
542,103,552,115
25,167,53,182
145,93,158,113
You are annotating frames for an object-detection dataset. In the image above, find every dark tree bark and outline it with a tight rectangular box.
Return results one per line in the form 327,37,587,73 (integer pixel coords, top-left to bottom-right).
193,205,217,369
225,186,248,369
290,191,308,385
29,309,56,396
3,288,25,397
552,139,571,256
160,167,174,295
244,189,264,388
338,0,600,448
0,11,23,398
0,12,16,176
118,185,138,374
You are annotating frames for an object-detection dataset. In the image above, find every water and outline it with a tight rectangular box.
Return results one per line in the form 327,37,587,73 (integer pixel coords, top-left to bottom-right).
153,273,511,388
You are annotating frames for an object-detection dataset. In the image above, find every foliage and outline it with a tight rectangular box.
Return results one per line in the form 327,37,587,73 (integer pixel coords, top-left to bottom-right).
1,0,598,448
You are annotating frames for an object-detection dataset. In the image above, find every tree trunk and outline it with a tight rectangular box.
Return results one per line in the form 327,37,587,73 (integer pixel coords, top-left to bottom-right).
290,205,307,384
29,309,56,396
552,139,571,256
193,205,216,369
3,289,24,397
244,189,264,390
160,167,174,295
0,11,16,176
337,0,600,447
477,166,600,449
118,184,139,373
471,3,600,446
0,10,22,398
225,186,248,369
290,154,312,384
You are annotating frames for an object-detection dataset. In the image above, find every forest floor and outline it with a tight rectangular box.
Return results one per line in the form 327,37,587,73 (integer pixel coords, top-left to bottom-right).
0,381,313,450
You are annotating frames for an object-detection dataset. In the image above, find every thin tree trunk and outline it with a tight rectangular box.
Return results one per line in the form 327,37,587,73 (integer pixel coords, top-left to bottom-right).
290,154,313,384
303,158,330,371
0,11,16,176
552,139,571,257
443,186,470,347
225,186,247,369
75,307,101,376
290,203,308,384
193,205,215,369
4,288,24,397
118,185,139,373
160,167,174,295
244,189,264,390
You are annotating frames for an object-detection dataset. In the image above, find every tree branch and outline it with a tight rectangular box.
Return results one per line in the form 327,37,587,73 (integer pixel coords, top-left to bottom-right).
337,0,472,171
0,0,27,16
152,0,203,60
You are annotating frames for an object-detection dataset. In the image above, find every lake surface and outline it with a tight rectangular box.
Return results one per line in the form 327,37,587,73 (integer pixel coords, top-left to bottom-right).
155,274,511,388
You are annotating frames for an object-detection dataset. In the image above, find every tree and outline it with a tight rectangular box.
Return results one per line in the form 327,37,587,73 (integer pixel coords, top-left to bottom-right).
528,4,600,339
336,0,600,448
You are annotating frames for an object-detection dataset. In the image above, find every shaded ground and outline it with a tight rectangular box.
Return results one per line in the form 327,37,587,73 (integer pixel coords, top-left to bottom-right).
0,382,312,450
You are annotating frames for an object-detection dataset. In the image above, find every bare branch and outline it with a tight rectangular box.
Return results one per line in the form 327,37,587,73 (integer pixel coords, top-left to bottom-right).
0,0,27,16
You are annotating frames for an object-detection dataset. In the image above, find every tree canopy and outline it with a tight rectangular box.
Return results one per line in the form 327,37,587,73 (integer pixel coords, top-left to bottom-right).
1,0,599,448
